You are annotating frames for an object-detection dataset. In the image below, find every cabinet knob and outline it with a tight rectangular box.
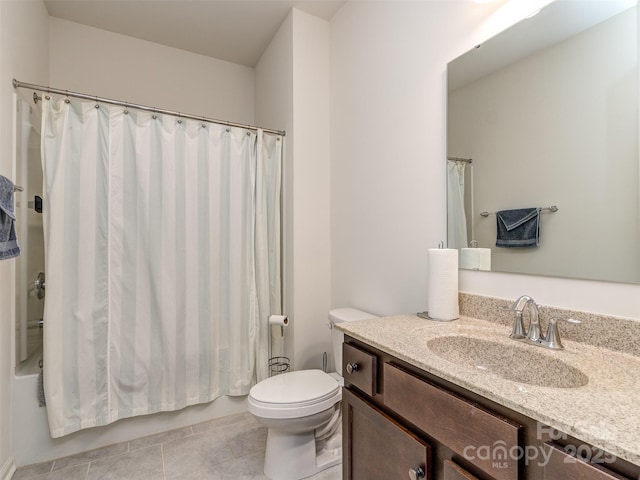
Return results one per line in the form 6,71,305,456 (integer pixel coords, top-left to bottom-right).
408,466,425,480
345,362,359,374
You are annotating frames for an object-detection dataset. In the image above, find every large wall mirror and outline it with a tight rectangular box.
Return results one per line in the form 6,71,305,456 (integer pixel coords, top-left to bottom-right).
447,0,639,283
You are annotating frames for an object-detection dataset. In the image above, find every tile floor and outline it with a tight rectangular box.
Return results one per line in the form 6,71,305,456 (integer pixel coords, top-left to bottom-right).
11,412,342,480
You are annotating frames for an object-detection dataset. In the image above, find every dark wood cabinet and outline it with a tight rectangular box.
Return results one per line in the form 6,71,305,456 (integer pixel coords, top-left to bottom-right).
384,363,520,480
444,460,480,480
543,443,629,480
342,336,640,480
343,387,431,480
342,342,378,397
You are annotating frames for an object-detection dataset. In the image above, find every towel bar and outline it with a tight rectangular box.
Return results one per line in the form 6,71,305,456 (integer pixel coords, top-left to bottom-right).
480,205,558,217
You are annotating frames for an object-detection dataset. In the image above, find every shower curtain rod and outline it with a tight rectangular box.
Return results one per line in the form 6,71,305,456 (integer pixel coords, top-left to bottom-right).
447,156,472,164
12,79,286,137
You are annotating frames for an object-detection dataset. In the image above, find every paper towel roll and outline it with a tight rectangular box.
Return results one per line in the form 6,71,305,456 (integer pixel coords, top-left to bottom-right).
427,248,459,321
269,315,289,327
460,248,492,271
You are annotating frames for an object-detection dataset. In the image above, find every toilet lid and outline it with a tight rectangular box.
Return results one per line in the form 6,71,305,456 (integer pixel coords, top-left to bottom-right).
249,369,340,407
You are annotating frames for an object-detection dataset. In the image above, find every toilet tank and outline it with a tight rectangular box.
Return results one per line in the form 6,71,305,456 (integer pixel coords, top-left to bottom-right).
329,308,378,374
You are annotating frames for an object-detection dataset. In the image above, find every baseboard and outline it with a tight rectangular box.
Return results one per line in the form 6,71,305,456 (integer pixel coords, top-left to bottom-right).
0,456,16,480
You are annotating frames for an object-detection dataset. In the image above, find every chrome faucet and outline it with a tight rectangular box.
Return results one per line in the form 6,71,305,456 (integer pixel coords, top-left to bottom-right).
507,295,540,341
506,295,580,350
542,317,581,350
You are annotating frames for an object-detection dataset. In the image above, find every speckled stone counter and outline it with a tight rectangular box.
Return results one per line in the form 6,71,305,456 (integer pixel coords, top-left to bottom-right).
335,313,640,467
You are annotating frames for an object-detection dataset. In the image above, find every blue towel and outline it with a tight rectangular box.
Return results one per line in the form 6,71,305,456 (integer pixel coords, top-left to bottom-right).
0,175,21,260
495,208,540,248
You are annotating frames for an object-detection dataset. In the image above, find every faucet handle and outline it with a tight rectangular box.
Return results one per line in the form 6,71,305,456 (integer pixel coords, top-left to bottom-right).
543,317,581,350
557,318,580,324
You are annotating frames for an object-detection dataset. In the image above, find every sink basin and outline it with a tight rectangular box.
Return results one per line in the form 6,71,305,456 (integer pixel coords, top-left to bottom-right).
426,336,589,388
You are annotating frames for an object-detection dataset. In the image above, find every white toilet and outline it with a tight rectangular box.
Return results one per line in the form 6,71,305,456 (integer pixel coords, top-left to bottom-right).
248,308,377,480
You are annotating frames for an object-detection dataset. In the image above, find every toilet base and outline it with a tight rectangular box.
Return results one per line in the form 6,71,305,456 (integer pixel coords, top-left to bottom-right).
263,428,341,480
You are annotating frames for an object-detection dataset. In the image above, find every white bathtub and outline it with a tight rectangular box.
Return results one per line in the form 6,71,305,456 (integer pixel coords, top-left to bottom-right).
11,370,247,467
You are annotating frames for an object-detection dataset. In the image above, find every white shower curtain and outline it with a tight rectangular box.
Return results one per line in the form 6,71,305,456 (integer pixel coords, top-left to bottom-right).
447,160,468,249
41,96,282,437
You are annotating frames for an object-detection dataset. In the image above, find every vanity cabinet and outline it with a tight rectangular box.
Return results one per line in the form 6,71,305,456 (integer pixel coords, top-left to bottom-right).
342,342,377,397
343,388,431,479
543,443,630,480
342,336,640,480
444,460,480,480
384,363,520,480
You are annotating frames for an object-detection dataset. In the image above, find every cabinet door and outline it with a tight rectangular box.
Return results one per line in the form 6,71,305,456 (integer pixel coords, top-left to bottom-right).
443,460,480,480
543,443,630,480
343,388,431,480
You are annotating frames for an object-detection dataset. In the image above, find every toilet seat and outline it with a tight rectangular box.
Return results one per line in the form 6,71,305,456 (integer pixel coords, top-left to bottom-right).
248,369,341,419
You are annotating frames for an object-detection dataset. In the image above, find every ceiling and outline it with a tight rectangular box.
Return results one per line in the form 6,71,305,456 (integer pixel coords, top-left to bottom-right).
448,0,636,91
44,0,346,67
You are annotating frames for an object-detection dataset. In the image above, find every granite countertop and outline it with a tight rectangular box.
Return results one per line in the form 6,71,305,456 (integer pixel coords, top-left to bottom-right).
336,314,640,467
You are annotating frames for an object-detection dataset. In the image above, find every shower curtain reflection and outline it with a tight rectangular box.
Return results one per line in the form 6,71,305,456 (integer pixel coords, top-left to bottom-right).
447,160,468,249
41,95,282,437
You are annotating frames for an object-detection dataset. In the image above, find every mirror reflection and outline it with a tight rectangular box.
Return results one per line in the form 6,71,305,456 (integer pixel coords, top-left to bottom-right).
447,0,639,283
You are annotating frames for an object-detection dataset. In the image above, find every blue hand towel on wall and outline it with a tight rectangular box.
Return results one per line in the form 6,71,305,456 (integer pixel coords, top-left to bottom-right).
0,175,21,260
495,207,540,248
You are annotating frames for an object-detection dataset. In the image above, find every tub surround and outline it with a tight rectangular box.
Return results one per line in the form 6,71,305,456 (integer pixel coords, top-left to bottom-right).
335,294,640,467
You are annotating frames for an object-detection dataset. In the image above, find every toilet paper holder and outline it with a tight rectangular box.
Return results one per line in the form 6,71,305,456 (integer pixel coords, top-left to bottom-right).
268,356,290,376
268,314,290,376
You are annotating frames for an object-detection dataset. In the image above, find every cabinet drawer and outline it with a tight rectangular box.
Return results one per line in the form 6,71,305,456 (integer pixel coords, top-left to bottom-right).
443,460,479,480
544,443,629,480
383,363,520,480
343,343,377,396
343,388,431,480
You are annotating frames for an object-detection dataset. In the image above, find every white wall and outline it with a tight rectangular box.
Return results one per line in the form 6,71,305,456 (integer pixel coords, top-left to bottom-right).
256,10,331,371
330,0,640,322
330,1,498,316
0,1,49,476
449,8,638,283
290,10,331,370
49,17,255,125
255,12,295,365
